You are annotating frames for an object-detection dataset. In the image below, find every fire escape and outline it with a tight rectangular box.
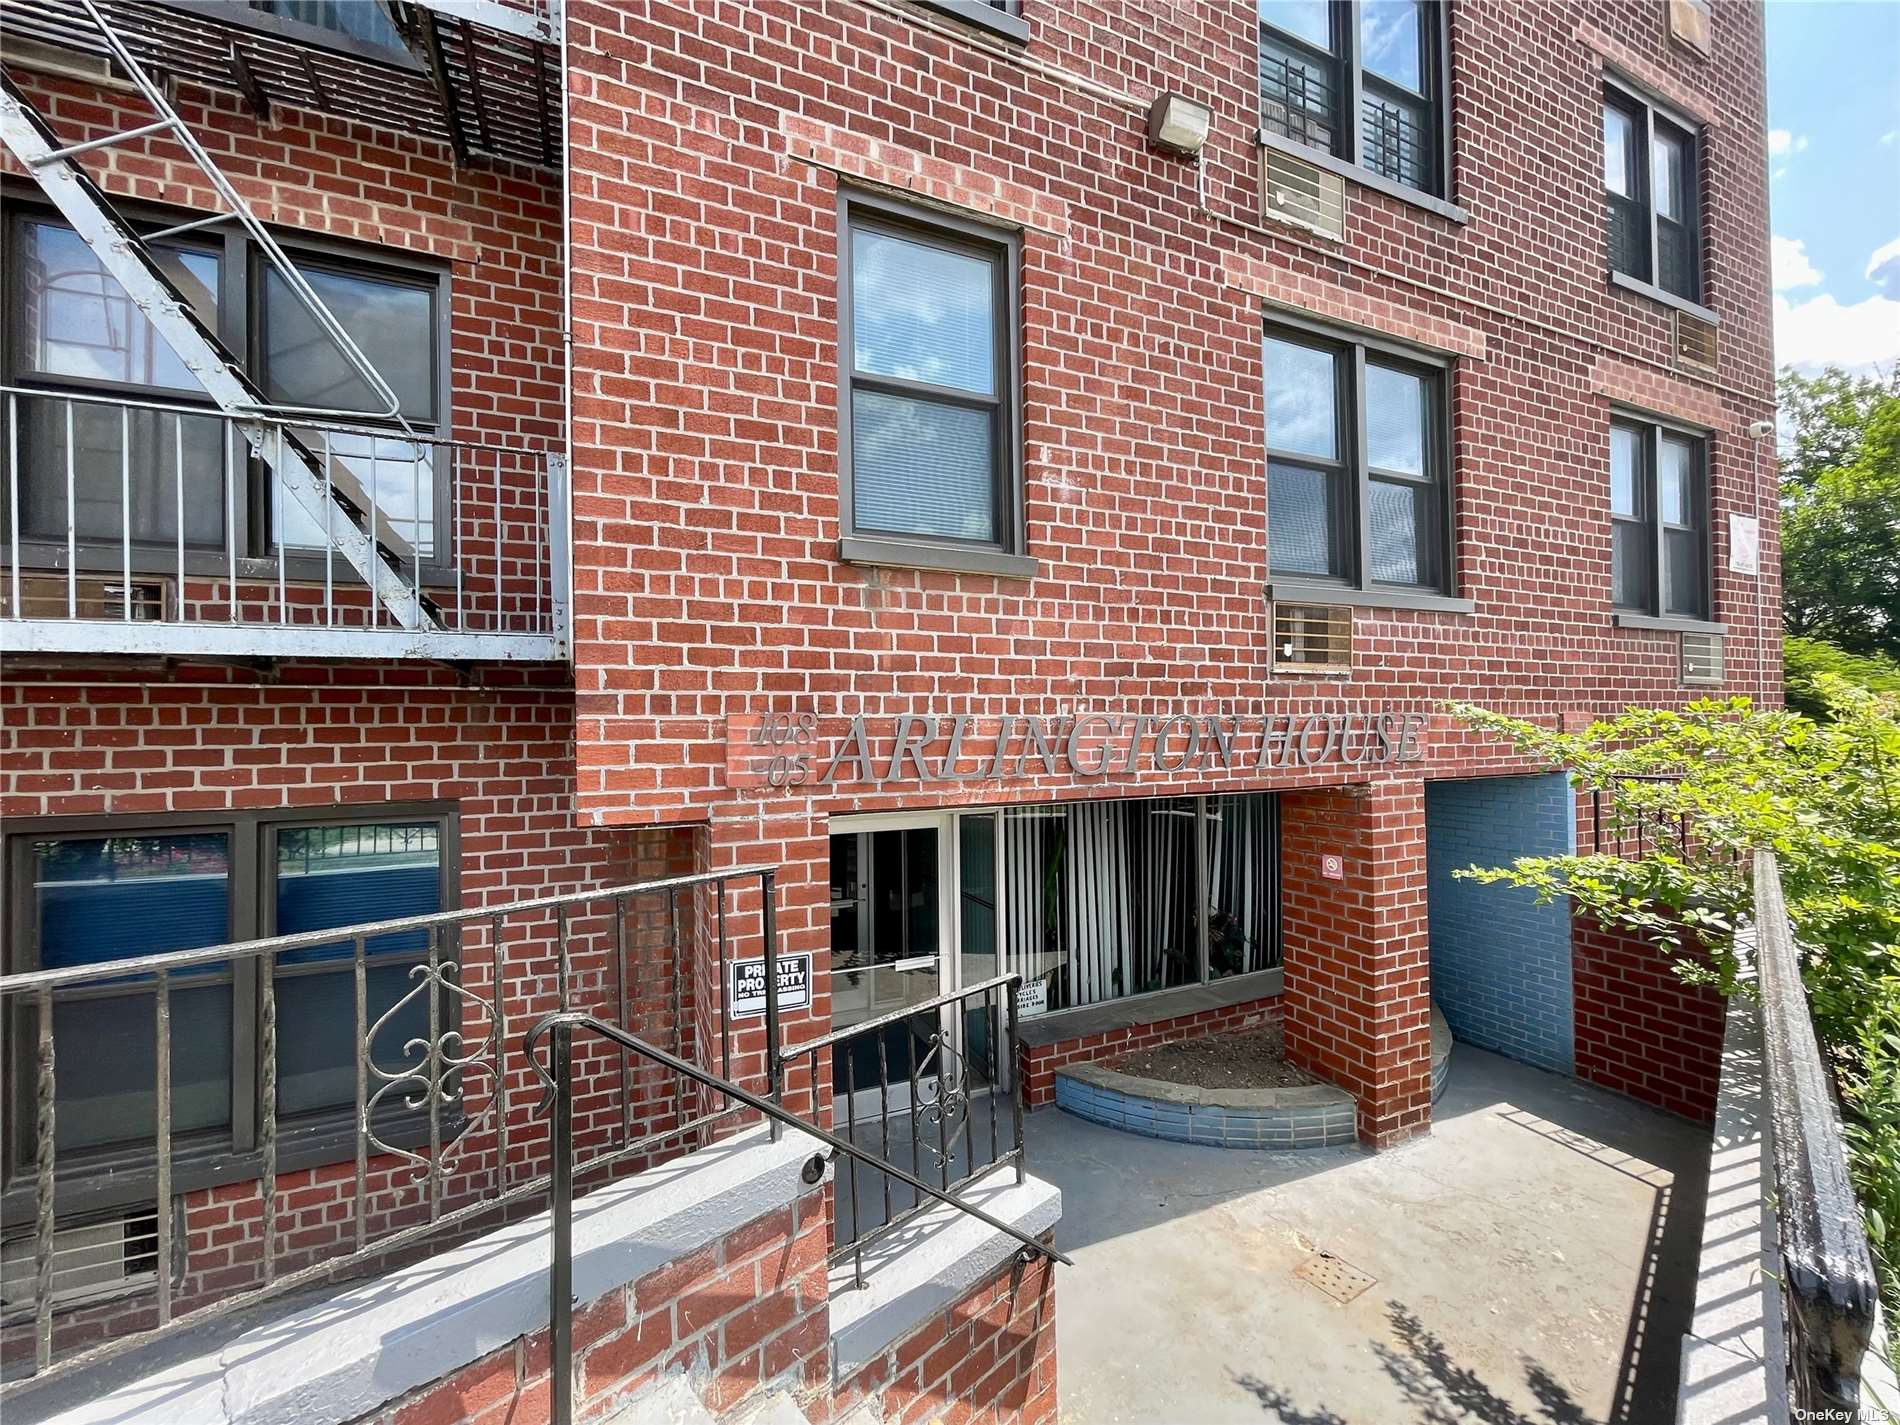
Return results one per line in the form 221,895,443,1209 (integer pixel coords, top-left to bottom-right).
0,0,567,660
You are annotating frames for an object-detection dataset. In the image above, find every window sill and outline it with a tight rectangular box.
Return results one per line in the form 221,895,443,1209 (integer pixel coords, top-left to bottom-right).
838,535,1039,579
1613,611,1726,634
915,0,1029,44
1607,271,1718,325
1267,581,1477,615
1256,130,1470,225
1017,969,1284,1049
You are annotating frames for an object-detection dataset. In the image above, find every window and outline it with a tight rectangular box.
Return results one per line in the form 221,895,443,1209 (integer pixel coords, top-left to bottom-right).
1610,416,1709,620
1258,0,1449,199
837,193,1023,570
1,204,448,571
969,793,1282,1016
1265,320,1450,594
4,810,452,1203
1603,82,1702,304
917,0,1028,43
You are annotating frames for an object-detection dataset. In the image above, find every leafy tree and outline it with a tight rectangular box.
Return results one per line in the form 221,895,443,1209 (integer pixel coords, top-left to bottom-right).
1778,367,1900,658
1785,636,1900,721
1451,686,1900,1325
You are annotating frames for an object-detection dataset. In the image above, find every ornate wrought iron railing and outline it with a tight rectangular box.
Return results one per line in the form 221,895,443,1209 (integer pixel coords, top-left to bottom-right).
525,998,1067,1425
780,974,1029,1288
1752,849,1881,1418
0,866,771,1394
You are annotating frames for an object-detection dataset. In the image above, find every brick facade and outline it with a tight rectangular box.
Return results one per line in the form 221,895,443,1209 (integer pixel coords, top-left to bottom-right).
1572,915,1726,1123
356,1185,1057,1425
556,0,1775,1148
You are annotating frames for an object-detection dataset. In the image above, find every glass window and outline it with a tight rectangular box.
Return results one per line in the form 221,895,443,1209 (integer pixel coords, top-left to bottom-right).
19,222,219,391
996,793,1282,1015
1611,418,1708,620
27,833,235,1155
1260,0,1447,197
7,810,456,1187
1268,323,1450,592
11,221,229,549
273,821,443,1121
1604,86,1703,303
263,263,440,556
842,205,1014,550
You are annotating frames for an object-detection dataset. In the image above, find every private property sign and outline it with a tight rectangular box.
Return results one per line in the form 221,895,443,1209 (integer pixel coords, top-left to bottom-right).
725,709,1429,791
727,953,812,1019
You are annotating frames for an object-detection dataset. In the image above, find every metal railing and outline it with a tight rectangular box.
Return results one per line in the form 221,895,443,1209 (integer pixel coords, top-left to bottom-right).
0,387,568,660
781,975,1029,1288
1752,849,1882,1418
0,866,766,1394
525,998,1070,1425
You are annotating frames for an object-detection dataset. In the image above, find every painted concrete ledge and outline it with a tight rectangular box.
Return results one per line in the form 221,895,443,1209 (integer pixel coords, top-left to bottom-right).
827,1169,1061,1383
1054,1004,1453,1148
14,1126,830,1425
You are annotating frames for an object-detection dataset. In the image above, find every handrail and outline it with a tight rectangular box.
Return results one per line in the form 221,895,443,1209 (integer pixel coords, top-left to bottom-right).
1753,849,1880,1417
523,1009,1071,1270
778,971,1020,1061
526,1007,1068,1425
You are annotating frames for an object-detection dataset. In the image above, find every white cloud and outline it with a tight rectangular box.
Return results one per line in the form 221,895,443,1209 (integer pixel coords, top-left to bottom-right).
1881,131,1898,146
1766,129,1809,157
1867,235,1900,296
1774,290,1900,377
1773,235,1824,290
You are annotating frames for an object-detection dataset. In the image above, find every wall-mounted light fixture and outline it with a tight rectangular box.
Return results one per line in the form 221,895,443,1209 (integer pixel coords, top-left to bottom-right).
1146,91,1212,159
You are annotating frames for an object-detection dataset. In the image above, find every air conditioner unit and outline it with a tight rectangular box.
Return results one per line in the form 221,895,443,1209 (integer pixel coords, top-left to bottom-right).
1272,602,1353,673
1681,631,1724,686
6,575,169,621
1259,143,1346,242
0,1208,163,1322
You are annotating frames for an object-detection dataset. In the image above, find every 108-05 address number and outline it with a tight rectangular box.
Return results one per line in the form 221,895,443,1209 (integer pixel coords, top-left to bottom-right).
748,712,816,787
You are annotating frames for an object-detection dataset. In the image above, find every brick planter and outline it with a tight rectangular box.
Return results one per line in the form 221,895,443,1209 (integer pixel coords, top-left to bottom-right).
1053,1005,1454,1149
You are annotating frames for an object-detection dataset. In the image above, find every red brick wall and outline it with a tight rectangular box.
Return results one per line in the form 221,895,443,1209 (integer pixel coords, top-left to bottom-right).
0,664,696,1363
565,0,1778,831
354,1185,1057,1425
1019,997,1280,1110
1572,914,1725,1123
1281,782,1433,1146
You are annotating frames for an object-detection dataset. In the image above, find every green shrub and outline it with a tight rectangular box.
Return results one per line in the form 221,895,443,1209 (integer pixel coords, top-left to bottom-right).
1785,636,1900,721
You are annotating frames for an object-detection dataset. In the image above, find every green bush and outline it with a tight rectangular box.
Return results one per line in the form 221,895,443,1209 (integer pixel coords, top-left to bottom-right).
1785,636,1900,721
1451,683,1900,1330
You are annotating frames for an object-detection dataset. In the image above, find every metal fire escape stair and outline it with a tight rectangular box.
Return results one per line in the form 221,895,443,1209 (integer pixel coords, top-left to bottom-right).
0,3,441,632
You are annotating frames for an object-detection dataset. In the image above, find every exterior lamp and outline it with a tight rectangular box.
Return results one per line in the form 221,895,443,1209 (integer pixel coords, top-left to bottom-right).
1147,91,1211,158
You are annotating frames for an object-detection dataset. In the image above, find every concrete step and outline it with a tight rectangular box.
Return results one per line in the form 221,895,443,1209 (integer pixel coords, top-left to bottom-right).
722,1390,814,1425
603,1375,715,1425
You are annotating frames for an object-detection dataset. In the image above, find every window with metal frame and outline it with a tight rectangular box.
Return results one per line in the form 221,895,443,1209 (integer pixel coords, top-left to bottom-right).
1258,0,1450,199
1603,81,1703,304
1265,318,1451,594
0,201,451,575
837,192,1021,559
2,808,454,1209
1610,415,1710,620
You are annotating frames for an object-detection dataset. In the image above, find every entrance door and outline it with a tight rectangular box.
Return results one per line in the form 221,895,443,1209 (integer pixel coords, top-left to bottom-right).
826,815,953,1114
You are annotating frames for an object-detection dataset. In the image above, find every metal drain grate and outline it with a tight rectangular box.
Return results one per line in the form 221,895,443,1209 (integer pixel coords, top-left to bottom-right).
1295,1251,1377,1304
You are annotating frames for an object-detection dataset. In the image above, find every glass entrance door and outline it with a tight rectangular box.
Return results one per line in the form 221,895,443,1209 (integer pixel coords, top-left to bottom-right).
827,817,951,1110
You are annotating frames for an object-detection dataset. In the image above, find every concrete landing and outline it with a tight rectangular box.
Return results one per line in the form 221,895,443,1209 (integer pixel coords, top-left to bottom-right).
1033,1042,1708,1425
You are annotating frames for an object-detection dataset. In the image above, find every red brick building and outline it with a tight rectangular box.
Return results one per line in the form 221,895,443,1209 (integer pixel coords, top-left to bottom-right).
0,1,1772,1421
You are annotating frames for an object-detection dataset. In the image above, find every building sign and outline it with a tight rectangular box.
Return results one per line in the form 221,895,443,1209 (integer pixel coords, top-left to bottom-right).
1729,513,1761,575
728,709,1429,791
727,953,812,1019
1017,978,1049,1019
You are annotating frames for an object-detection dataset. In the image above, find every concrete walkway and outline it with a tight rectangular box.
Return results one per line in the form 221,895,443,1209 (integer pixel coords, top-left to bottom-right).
1032,1043,1709,1425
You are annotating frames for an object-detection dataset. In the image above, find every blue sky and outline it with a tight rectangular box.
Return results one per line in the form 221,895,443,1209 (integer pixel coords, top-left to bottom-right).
1765,0,1900,377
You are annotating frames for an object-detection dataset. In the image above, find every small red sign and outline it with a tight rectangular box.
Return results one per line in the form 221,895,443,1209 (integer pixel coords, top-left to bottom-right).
1320,853,1344,881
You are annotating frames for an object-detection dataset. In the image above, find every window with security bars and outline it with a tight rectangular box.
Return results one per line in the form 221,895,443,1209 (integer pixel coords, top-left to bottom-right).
1265,319,1451,595
1603,82,1703,304
1258,1,1448,199
1610,416,1710,620
838,192,1021,556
